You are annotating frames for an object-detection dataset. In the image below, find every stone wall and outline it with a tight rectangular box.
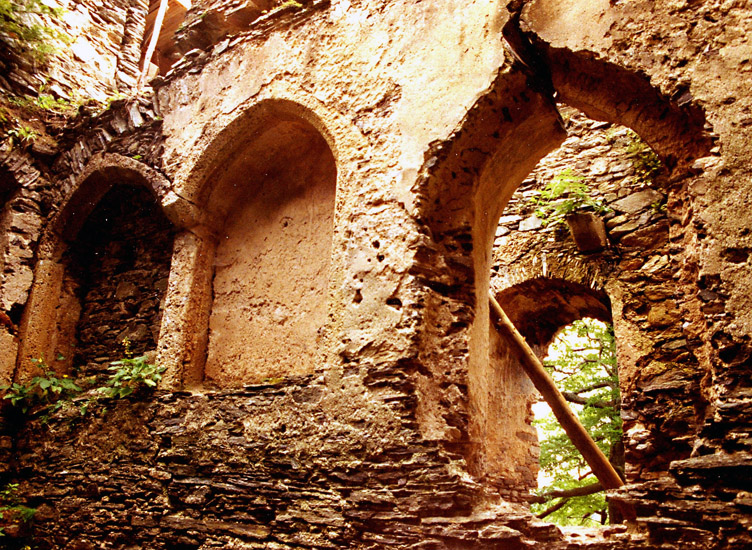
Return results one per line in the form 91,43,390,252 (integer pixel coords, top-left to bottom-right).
67,184,174,376
4,379,614,550
1,0,752,549
0,0,149,101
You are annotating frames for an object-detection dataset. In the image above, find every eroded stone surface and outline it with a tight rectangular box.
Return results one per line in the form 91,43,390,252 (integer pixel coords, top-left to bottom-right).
1,0,752,549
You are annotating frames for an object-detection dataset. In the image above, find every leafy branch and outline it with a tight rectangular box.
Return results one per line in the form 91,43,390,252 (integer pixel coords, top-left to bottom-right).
532,318,623,526
530,169,609,226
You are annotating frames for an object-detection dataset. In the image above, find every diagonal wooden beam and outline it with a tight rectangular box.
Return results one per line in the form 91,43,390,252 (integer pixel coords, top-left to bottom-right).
138,0,169,90
489,293,624,491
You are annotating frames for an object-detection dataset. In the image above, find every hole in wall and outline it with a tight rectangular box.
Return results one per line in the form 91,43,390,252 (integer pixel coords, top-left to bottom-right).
531,318,623,526
386,297,402,309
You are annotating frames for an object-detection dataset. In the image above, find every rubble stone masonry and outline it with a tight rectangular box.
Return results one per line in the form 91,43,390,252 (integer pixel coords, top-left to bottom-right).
1,0,752,549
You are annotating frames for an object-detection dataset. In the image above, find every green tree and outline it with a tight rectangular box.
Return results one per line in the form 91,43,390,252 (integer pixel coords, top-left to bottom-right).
531,318,624,526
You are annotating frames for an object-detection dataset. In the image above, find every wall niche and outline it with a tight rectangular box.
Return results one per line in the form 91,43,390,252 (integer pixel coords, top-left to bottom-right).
64,184,175,376
202,112,337,387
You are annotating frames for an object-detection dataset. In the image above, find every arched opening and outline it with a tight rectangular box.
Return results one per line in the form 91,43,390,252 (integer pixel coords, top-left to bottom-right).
15,157,175,381
63,185,175,377
487,98,711,493
531,316,622,526
198,104,338,388
484,277,612,495
405,37,712,491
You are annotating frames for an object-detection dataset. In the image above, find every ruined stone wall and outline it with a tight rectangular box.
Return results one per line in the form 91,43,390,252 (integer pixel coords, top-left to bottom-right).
0,0,149,100
0,147,50,387
10,378,567,550
1,0,752,549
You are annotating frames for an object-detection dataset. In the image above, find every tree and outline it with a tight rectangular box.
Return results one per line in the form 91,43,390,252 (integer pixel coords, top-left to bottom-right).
531,318,623,526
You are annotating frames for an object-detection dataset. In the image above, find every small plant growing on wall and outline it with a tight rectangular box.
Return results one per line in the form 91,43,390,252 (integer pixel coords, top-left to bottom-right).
0,483,35,538
1,357,81,414
625,131,662,184
1,341,164,421
4,124,37,147
530,170,610,253
96,338,165,399
531,169,609,226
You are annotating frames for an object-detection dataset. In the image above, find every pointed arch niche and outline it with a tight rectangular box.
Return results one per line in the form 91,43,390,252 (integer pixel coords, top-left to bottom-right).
173,100,338,388
15,155,175,381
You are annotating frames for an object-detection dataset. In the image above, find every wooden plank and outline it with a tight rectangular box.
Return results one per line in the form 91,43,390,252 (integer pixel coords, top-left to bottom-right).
488,293,625,490
139,0,169,89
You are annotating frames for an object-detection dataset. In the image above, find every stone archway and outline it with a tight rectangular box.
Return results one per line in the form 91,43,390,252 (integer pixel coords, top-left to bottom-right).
406,20,713,488
156,99,338,389
14,154,174,382
486,276,612,495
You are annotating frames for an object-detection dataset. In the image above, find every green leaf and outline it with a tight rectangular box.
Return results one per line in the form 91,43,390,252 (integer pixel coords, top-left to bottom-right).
533,318,622,526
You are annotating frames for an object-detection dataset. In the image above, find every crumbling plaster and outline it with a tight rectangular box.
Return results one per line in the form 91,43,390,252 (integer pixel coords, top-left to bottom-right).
150,0,553,407
2,0,752,547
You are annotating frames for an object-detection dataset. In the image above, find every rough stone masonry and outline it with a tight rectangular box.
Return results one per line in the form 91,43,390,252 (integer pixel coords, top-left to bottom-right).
1,0,751,548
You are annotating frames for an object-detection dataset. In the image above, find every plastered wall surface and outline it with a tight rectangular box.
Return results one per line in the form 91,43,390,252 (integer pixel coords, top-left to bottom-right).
1,0,752,548
204,120,337,386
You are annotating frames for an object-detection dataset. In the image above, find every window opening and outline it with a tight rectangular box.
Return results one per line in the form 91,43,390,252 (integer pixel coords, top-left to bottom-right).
139,0,191,82
531,318,624,526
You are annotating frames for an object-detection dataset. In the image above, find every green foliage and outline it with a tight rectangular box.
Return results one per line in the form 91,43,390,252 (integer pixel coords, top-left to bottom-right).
1,357,81,414
5,124,37,145
532,319,623,526
96,339,165,399
0,0,68,63
625,131,662,183
97,355,165,399
531,169,609,225
9,91,77,115
0,483,35,537
2,341,164,420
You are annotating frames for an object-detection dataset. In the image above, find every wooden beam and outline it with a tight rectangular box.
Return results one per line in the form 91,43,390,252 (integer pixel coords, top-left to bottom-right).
138,0,169,90
488,293,624,490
